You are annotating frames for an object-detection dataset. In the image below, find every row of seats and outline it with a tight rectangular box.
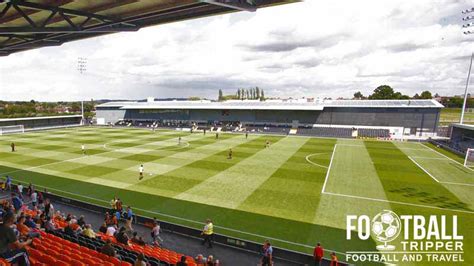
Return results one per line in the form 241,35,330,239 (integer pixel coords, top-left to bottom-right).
97,232,197,266
21,208,199,266
297,127,353,137
28,231,131,266
357,128,390,138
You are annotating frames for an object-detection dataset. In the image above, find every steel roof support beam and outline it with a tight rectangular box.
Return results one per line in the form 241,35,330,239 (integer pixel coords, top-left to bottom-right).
199,0,256,12
0,26,139,34
9,0,135,26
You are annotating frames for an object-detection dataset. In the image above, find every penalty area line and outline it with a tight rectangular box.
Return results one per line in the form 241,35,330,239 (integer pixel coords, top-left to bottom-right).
322,191,474,215
409,156,474,187
305,153,329,169
420,143,473,172
408,156,440,183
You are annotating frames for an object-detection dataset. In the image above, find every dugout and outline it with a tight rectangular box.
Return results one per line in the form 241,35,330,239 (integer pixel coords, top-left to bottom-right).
450,123,474,153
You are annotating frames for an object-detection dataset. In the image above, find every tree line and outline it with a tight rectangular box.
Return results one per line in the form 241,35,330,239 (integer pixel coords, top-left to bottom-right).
218,87,265,101
353,85,472,108
353,85,434,100
0,100,96,118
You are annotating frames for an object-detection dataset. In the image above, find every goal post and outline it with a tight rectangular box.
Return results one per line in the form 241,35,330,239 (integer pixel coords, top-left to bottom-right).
0,125,25,135
464,148,474,168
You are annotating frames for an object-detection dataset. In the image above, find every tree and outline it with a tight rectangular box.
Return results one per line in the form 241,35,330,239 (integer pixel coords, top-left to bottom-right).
260,90,265,101
368,85,396,99
420,91,432,99
237,89,241,100
240,89,245,100
218,89,223,101
413,93,420,99
353,91,364,99
256,87,260,99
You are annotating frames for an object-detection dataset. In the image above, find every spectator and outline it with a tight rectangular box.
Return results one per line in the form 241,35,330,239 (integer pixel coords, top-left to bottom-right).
5,176,12,191
77,215,86,228
11,193,23,214
201,219,214,248
106,224,117,237
37,190,44,208
116,198,123,213
16,215,40,239
206,255,215,266
64,221,77,236
195,254,206,266
131,232,145,246
26,183,33,197
99,222,108,234
0,212,32,266
115,226,129,245
24,215,36,229
134,253,148,266
177,255,187,266
260,240,273,266
45,217,57,232
330,252,339,266
17,184,23,198
125,206,134,232
101,239,117,257
151,221,162,246
30,190,38,208
314,242,324,266
44,199,54,218
82,224,96,239
110,197,117,212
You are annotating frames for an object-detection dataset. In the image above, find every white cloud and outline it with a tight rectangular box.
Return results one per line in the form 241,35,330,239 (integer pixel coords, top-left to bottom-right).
0,0,472,101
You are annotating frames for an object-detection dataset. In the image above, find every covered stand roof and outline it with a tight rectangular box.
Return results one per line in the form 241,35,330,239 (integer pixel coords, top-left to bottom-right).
97,99,444,111
0,0,297,56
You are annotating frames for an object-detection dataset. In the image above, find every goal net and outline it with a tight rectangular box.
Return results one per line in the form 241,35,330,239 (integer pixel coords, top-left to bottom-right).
0,125,25,135
464,148,474,169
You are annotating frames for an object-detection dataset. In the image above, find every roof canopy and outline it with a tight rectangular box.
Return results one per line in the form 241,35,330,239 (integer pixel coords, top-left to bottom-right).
0,0,297,56
98,99,444,111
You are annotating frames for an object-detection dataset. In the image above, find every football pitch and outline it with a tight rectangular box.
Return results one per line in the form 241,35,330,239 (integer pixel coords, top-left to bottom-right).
0,127,473,264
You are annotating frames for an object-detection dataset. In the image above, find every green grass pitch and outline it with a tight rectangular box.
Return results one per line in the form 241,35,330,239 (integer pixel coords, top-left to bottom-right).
0,127,473,264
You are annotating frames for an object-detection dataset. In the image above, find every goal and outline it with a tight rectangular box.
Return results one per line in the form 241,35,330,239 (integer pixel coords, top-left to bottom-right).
464,148,474,169
0,125,25,135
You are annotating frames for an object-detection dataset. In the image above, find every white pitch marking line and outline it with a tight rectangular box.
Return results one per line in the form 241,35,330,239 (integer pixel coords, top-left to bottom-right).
420,143,473,172
409,156,474,187
410,157,449,160
322,191,474,215
321,144,337,193
440,181,474,187
408,156,440,183
305,153,329,169
0,135,193,176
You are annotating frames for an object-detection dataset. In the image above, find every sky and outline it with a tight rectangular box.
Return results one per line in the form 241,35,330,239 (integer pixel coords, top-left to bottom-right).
0,0,473,101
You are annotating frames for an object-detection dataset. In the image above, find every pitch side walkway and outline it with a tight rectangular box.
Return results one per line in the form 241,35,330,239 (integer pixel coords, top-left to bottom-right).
0,191,300,266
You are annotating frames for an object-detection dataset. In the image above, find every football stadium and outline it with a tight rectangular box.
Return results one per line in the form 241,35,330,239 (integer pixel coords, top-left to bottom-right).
0,1,473,266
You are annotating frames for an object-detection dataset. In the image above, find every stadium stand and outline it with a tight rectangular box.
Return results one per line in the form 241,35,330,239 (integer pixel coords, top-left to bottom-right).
296,127,353,138
0,115,82,132
1,184,325,266
431,124,474,156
